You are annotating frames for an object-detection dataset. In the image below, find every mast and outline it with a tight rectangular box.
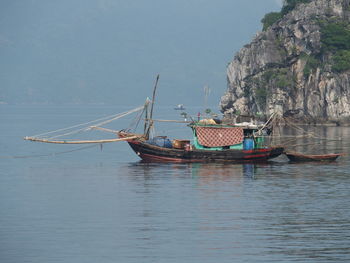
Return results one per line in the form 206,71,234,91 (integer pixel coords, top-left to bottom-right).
143,99,149,135
145,74,159,139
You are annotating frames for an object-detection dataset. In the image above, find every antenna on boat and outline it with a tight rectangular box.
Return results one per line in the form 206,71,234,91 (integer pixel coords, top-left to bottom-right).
203,85,211,116
145,74,160,139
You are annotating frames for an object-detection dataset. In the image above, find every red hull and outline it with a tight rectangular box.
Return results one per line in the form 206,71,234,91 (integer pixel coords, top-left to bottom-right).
125,138,284,163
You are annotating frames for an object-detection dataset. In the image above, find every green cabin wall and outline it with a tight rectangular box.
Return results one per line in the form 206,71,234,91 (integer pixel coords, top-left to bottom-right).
192,127,265,150
192,129,243,150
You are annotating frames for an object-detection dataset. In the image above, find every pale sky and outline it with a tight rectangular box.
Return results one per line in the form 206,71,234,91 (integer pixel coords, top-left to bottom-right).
0,0,280,108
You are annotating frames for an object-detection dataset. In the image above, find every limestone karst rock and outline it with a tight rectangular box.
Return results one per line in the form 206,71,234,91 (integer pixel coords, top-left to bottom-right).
220,0,350,124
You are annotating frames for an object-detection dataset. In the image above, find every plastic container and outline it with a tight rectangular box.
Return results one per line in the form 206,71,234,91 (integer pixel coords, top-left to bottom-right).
147,137,173,148
172,139,190,149
243,138,255,150
255,137,264,148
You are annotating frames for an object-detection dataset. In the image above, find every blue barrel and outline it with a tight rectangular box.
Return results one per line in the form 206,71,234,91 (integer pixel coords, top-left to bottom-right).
243,138,255,150
163,139,173,148
147,137,173,148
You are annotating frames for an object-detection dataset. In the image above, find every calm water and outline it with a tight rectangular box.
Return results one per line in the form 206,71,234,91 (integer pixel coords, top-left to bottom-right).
1,105,350,263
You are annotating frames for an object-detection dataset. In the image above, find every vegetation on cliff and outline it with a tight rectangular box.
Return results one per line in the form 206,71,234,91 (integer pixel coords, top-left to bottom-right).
262,1,350,73
261,12,282,31
320,21,350,72
221,0,350,123
258,0,350,109
261,0,312,31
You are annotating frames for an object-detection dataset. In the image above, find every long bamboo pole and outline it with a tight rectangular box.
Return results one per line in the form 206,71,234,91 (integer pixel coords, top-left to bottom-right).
143,118,191,123
24,135,140,144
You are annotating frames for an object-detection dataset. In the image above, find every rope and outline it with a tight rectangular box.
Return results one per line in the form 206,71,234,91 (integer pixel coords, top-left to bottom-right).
254,112,276,136
89,106,144,129
32,113,122,138
26,106,143,142
30,105,144,139
89,126,119,134
49,106,144,139
283,117,341,141
128,98,150,132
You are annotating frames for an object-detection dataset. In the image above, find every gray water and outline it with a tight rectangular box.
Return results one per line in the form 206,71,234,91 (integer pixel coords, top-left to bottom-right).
1,105,350,263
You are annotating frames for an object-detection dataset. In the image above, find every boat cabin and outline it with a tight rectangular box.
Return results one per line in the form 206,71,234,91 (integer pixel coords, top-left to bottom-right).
189,120,265,151
145,119,265,151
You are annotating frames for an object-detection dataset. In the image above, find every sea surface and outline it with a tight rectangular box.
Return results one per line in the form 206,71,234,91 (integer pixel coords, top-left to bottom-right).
1,105,350,263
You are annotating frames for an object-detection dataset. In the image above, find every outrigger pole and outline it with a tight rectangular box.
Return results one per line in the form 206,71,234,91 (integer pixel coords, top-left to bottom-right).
145,74,159,139
24,135,140,144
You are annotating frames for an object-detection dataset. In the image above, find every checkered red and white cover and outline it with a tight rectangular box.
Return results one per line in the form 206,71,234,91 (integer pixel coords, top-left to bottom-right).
195,126,244,147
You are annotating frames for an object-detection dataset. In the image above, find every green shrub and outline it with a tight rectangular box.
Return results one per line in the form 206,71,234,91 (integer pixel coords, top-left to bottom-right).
260,0,312,31
320,22,350,72
262,68,292,87
276,75,290,88
302,54,320,77
262,70,275,82
321,22,350,51
255,87,267,109
281,0,312,15
243,87,250,97
291,45,298,55
333,50,350,72
261,12,282,31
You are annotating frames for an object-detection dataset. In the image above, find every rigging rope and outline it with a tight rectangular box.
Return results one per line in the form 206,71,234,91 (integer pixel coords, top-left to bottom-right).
31,105,144,139
128,98,150,132
24,105,146,144
88,106,144,130
283,117,341,141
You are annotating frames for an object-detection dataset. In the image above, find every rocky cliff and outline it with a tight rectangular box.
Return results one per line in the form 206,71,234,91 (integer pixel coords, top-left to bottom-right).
220,0,350,124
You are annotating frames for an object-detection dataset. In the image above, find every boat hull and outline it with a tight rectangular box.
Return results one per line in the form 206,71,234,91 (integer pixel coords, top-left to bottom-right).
126,139,284,163
285,152,342,162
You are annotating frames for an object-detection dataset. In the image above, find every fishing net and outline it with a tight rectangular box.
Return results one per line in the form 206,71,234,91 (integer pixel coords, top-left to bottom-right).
195,126,244,147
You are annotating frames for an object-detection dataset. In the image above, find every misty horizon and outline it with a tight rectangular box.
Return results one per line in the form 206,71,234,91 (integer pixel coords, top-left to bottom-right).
1,0,280,108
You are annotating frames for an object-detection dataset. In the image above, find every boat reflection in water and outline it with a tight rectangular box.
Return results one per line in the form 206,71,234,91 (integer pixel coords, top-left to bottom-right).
189,163,257,179
123,161,259,181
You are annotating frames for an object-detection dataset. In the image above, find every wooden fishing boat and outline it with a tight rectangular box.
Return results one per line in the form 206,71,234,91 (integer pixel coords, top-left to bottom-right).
24,75,284,163
116,75,284,163
285,152,344,162
118,131,284,163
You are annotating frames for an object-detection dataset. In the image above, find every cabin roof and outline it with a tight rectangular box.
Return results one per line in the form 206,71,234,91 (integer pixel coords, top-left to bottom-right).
189,122,262,130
